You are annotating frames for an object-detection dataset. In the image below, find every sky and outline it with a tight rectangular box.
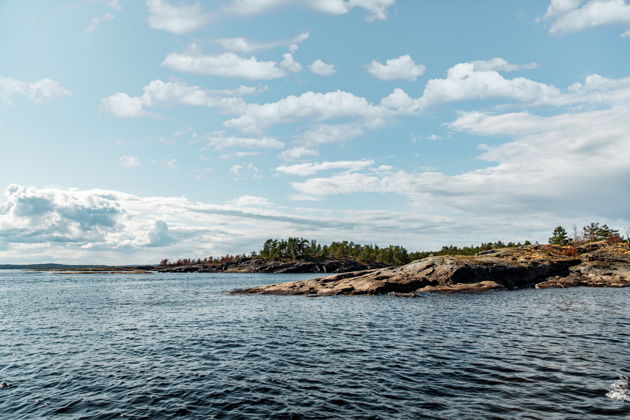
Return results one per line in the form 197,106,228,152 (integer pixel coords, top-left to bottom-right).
1,0,629,264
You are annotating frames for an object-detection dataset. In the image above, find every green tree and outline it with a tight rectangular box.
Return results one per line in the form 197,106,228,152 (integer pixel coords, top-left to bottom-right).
549,226,569,245
583,223,619,241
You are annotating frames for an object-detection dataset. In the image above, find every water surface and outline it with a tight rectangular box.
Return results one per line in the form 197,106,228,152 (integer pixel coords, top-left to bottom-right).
0,270,628,418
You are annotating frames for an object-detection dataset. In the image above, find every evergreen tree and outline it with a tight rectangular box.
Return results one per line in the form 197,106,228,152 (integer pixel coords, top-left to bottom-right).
582,222,618,241
549,226,569,245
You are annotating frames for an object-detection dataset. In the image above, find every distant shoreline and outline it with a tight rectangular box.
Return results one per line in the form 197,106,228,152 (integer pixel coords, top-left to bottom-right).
0,264,155,271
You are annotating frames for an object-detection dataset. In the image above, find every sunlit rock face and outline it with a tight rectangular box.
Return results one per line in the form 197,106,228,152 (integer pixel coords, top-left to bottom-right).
235,242,630,296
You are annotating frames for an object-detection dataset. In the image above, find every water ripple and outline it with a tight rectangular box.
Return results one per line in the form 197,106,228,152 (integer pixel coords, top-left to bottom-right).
0,271,629,418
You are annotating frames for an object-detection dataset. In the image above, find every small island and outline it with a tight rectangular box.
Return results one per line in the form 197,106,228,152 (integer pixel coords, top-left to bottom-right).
231,223,630,296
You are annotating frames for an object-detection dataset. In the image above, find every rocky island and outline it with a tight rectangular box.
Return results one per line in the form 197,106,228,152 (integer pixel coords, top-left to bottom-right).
233,241,630,296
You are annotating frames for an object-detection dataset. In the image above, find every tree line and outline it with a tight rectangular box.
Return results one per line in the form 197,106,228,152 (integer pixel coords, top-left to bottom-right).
548,222,627,245
160,238,533,267
159,222,628,267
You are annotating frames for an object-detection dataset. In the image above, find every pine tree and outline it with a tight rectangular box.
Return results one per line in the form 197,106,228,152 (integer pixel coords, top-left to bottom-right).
582,222,619,241
549,226,569,245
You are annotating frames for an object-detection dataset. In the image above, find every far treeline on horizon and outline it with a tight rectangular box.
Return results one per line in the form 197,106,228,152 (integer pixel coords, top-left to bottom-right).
158,222,628,268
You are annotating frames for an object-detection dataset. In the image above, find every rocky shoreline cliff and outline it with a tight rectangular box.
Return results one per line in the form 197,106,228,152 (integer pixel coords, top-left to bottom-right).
157,257,388,274
233,241,630,296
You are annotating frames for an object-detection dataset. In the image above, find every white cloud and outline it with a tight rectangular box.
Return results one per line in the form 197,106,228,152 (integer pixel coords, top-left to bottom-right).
224,90,382,133
539,0,630,35
119,155,141,168
214,32,309,53
220,57,564,136
537,0,584,21
298,121,375,146
622,29,630,36
229,163,261,179
416,61,560,107
280,53,302,72
276,160,374,176
469,57,539,72
366,55,426,81
219,58,561,155
146,0,211,34
86,12,115,32
0,184,125,246
289,103,630,225
0,77,71,104
2,182,625,264
88,0,122,10
277,146,320,161
225,0,396,21
205,132,284,150
220,151,263,159
102,93,154,118
162,49,295,80
0,183,463,264
145,220,176,247
229,195,273,207
101,79,261,118
309,59,336,76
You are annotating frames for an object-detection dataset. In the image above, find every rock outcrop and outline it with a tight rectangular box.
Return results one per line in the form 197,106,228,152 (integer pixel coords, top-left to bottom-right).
234,242,630,296
158,257,387,274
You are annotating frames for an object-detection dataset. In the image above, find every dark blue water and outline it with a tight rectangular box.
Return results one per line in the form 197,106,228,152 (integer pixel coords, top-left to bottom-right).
0,270,629,419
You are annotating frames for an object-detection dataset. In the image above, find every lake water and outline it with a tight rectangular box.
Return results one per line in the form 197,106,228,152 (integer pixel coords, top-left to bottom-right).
0,270,629,419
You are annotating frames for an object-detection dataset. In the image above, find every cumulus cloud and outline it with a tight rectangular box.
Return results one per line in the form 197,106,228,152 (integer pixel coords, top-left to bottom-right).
309,59,336,76
225,0,396,21
219,57,566,136
220,151,263,159
538,0,630,35
162,48,301,80
538,0,584,20
102,93,155,118
289,104,630,225
205,132,284,150
229,195,273,208
367,55,426,81
145,220,176,247
217,58,576,155
88,0,122,10
0,184,124,245
104,57,630,168
298,121,377,147
229,163,261,179
280,53,302,72
224,90,381,133
214,32,309,53
119,155,141,168
146,0,211,34
0,77,71,104
101,79,261,118
469,57,539,72
2,182,623,264
86,12,115,32
416,60,560,108
276,160,374,176
277,146,320,161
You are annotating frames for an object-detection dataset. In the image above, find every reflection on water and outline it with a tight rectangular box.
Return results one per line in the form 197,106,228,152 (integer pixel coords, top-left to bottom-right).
0,270,628,418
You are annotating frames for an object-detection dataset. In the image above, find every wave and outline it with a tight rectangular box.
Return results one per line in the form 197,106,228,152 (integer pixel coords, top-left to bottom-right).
607,376,630,402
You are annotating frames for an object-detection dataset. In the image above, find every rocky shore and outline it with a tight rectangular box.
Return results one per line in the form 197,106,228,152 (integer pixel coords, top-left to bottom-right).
233,241,630,296
157,257,388,274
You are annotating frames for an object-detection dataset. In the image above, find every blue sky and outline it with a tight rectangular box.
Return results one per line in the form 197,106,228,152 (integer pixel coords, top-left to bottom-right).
1,0,629,264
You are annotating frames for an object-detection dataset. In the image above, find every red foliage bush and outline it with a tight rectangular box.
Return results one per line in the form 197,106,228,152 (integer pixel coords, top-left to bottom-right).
606,234,623,244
